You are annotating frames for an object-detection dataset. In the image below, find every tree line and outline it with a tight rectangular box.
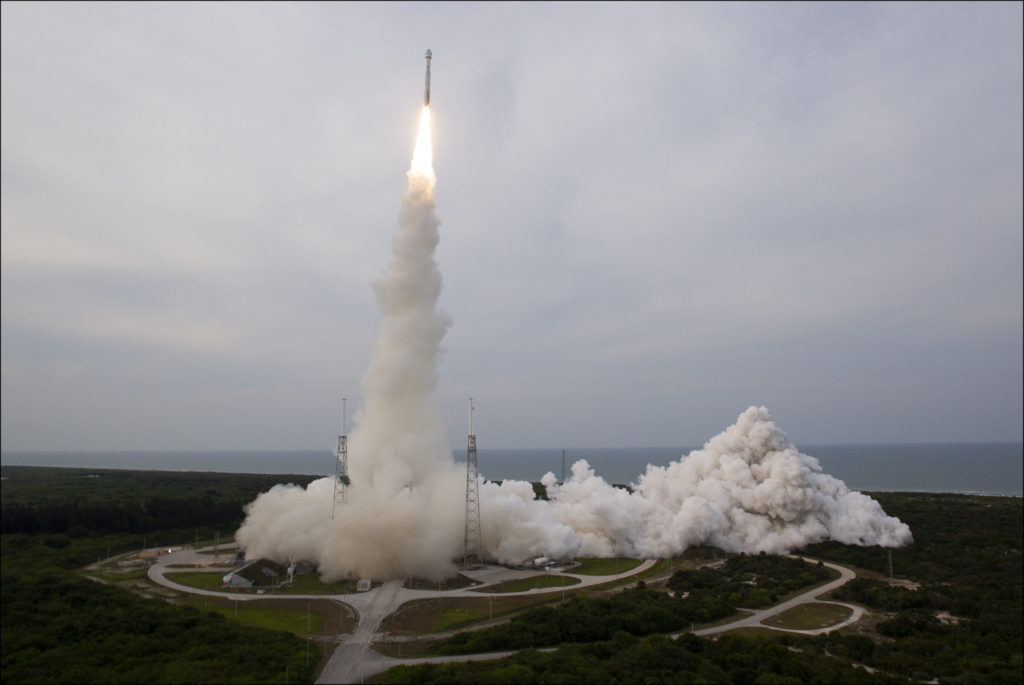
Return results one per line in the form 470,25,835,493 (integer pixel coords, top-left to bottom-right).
0,465,321,535
1,496,252,536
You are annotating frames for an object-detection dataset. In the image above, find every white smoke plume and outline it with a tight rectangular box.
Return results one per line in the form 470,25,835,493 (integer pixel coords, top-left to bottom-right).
481,406,912,565
236,108,466,582
235,108,911,582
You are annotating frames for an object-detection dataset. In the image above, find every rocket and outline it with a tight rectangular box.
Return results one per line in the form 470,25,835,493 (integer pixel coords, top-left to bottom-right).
424,49,431,106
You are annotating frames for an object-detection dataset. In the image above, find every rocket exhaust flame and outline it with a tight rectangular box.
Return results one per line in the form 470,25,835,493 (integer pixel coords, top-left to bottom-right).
233,52,912,582
410,106,434,186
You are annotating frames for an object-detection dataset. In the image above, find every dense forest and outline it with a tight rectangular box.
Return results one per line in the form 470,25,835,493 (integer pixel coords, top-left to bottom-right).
2,468,1021,684
0,465,319,535
1,528,322,683
382,632,906,684
666,553,833,608
1,467,323,683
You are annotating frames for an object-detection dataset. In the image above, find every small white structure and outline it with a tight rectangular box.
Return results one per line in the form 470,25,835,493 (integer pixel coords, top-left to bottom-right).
356,578,372,592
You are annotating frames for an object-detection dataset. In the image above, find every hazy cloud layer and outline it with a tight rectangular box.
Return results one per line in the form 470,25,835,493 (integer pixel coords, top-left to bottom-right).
2,2,1021,453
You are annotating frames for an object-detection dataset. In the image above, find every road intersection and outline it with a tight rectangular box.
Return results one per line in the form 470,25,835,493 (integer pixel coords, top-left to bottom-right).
144,548,862,683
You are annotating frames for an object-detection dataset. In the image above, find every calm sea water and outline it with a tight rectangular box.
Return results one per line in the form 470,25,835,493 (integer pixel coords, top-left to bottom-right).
2,443,1020,496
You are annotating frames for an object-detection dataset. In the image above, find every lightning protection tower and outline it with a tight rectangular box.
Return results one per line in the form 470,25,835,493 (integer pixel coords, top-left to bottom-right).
332,398,350,519
463,398,482,568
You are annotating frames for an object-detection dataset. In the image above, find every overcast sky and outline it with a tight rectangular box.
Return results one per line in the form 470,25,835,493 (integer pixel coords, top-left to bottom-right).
2,1,1021,453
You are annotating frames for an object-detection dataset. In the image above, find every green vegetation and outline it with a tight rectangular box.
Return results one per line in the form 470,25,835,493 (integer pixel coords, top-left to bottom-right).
431,555,829,656
201,602,323,635
404,574,476,591
1,464,318,536
568,556,642,575
163,567,360,595
379,594,577,636
384,492,1022,684
474,574,580,593
1,467,332,684
1,534,321,683
667,553,834,608
762,602,853,630
431,584,728,655
804,492,1023,683
165,571,226,591
434,606,489,631
377,632,900,684
4,466,1021,684
277,573,357,595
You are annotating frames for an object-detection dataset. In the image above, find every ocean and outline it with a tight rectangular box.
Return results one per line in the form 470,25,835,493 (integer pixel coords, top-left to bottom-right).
2,442,1021,496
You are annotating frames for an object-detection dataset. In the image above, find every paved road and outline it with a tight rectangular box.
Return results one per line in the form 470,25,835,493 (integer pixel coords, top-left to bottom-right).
339,557,864,683
691,557,863,637
147,551,656,605
144,548,860,683
317,580,404,684
145,549,657,683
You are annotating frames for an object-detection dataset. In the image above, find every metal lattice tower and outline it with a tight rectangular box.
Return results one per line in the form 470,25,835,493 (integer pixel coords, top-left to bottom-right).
332,398,350,519
463,398,482,568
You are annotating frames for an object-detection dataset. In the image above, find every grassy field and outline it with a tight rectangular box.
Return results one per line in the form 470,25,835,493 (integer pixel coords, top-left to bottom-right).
568,557,643,575
404,574,477,591
174,595,354,635
164,571,226,591
379,594,570,635
475,574,581,593
207,603,320,633
761,602,853,631
273,573,357,595
164,569,366,595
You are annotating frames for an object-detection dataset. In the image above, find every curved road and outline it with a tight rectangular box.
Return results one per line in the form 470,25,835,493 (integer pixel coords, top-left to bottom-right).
344,557,864,683
144,549,861,683
691,557,864,637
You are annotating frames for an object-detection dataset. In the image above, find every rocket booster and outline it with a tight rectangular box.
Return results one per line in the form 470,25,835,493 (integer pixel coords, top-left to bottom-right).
424,49,431,106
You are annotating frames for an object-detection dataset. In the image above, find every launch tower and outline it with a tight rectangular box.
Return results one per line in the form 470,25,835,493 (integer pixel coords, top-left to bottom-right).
463,398,482,567
332,398,349,519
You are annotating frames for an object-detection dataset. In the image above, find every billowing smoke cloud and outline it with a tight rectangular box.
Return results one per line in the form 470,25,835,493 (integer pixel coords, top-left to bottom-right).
235,108,910,583
480,406,912,564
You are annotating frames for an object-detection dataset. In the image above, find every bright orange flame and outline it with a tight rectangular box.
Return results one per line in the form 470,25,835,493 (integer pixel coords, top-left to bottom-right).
410,106,435,186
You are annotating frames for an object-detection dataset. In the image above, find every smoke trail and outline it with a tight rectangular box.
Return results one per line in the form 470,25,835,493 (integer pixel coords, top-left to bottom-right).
235,105,911,582
236,106,466,582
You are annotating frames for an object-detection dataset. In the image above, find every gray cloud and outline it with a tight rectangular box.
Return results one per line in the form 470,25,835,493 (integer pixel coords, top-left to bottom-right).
2,2,1021,451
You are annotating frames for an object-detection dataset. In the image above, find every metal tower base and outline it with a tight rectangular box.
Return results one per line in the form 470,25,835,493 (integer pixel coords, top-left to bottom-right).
463,399,482,568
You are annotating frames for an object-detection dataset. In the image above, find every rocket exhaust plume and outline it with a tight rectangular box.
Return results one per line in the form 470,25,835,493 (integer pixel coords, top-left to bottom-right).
236,60,464,582
235,53,911,582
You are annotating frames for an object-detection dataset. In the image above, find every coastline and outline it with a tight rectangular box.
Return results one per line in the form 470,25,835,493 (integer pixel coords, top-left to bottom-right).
3,441,1022,497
